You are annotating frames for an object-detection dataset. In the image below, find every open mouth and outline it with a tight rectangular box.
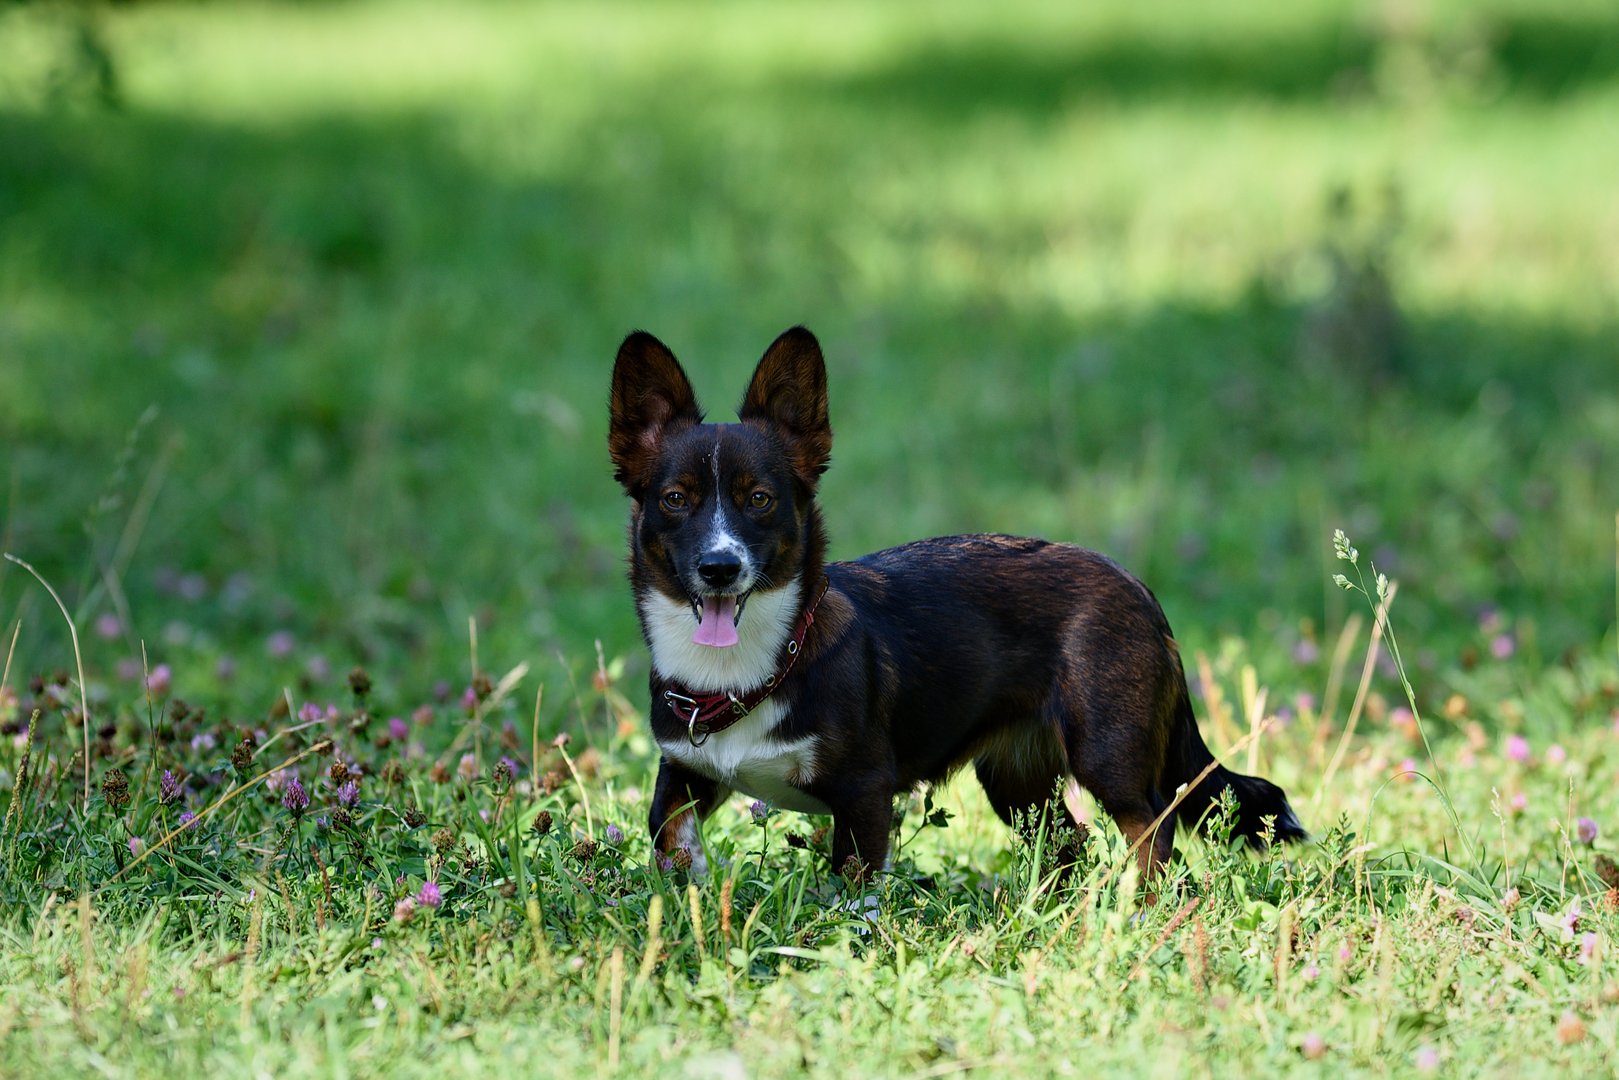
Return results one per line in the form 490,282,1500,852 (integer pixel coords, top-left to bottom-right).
688,591,751,648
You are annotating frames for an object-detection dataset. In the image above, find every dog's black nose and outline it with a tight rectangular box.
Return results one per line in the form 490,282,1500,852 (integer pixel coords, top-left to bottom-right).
697,553,742,589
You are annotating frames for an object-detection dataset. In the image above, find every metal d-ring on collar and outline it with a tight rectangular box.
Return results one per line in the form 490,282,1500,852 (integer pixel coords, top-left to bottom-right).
660,577,829,748
661,688,752,748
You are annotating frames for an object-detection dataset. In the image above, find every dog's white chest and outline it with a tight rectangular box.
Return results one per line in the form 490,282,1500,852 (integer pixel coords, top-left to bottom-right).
658,700,831,815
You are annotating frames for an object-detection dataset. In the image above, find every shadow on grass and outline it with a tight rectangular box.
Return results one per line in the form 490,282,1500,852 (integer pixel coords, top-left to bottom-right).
0,56,1614,686
812,9,1619,115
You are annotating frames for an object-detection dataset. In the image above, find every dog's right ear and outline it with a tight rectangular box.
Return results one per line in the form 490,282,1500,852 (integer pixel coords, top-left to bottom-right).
608,331,703,495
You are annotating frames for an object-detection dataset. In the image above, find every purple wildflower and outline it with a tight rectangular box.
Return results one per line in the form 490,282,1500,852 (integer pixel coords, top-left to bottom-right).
418,881,442,908
605,824,624,844
298,702,322,724
1414,1046,1440,1073
336,780,360,807
1504,734,1531,763
128,836,143,856
1490,633,1515,660
457,753,478,782
283,776,310,817
95,613,121,640
1546,744,1567,767
178,572,207,602
306,654,331,681
1580,932,1599,965
159,769,181,804
1576,817,1598,846
1290,639,1319,665
179,810,197,830
267,630,295,659
749,800,769,825
145,664,172,697
387,716,409,742
393,896,417,923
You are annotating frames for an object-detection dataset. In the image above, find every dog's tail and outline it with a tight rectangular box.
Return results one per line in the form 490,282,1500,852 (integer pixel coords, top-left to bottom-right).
1165,683,1306,846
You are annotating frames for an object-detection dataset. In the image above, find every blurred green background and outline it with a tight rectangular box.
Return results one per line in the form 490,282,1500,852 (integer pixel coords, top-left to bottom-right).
1,0,1615,703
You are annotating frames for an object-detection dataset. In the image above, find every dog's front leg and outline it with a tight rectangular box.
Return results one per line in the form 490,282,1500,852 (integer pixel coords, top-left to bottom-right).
648,756,729,877
826,783,896,887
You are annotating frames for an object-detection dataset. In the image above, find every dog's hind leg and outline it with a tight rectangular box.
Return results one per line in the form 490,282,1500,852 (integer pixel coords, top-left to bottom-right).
973,723,1088,865
1054,656,1179,881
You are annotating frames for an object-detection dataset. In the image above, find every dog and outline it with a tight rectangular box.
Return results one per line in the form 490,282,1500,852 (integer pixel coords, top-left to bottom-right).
609,326,1304,883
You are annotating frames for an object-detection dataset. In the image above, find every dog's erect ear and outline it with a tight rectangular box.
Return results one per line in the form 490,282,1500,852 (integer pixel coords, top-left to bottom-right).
609,331,704,495
738,326,832,484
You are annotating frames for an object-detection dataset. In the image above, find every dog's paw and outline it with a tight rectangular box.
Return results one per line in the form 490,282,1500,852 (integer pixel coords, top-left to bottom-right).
832,891,881,935
658,844,711,880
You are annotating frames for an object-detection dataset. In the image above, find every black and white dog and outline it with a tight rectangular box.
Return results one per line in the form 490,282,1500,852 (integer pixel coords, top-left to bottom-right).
609,327,1303,881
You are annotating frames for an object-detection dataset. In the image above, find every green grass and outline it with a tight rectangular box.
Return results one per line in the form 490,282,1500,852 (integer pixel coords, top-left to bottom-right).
1,0,1618,1075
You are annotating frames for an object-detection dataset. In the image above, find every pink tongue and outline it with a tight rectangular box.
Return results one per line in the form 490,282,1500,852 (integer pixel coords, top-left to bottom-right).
693,595,739,648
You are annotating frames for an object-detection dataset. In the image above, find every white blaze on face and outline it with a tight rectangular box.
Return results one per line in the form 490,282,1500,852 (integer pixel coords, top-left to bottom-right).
688,438,759,650
701,437,755,592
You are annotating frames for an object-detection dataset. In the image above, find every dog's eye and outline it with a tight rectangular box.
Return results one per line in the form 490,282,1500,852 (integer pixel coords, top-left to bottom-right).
748,491,773,510
660,491,688,512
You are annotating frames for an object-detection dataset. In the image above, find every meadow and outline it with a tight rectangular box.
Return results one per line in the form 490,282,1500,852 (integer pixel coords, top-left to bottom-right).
1,0,1617,1075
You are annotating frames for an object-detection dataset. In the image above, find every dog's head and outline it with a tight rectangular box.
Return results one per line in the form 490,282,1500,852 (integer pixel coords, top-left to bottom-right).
609,327,831,649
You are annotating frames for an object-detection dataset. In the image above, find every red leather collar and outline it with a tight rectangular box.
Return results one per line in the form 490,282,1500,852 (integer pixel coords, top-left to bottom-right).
661,577,829,746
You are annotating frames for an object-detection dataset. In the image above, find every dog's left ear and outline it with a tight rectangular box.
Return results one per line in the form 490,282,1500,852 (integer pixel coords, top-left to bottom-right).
739,326,832,484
